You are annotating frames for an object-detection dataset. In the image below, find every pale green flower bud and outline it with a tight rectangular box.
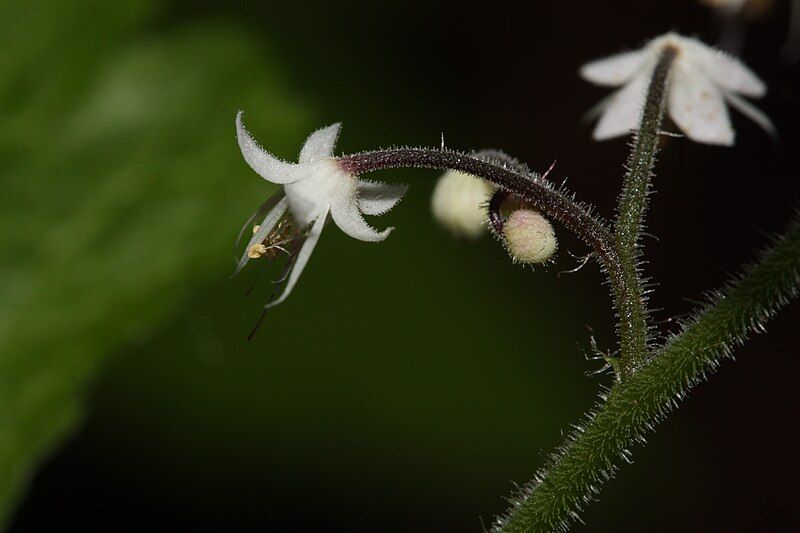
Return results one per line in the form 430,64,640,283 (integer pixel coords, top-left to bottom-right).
503,209,557,264
431,170,495,239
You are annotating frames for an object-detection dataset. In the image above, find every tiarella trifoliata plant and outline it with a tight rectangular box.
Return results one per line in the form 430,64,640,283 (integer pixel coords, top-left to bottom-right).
235,31,800,532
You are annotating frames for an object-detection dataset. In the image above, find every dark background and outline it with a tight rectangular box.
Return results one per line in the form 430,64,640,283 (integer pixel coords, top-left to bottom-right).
5,1,799,531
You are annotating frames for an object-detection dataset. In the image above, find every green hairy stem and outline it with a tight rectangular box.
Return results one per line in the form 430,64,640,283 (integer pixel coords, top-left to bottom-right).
614,46,677,378
494,215,800,532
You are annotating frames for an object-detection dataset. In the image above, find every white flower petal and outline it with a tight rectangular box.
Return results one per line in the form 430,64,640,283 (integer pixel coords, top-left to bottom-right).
235,196,289,275
668,65,735,145
592,70,650,140
237,111,298,184
357,180,408,216
725,92,778,139
299,123,342,163
688,41,766,97
330,179,392,242
579,49,649,87
266,207,328,308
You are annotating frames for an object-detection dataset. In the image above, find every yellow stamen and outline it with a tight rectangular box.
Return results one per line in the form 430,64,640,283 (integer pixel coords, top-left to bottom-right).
248,243,268,259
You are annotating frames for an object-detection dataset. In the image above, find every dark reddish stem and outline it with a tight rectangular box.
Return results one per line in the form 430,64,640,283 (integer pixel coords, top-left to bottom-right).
340,150,614,258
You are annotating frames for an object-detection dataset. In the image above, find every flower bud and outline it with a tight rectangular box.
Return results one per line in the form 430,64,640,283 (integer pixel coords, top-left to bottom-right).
431,170,495,239
503,209,557,264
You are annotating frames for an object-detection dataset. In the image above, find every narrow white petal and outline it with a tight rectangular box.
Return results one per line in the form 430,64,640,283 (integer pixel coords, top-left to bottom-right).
725,92,778,139
579,49,648,87
668,66,735,146
689,41,766,97
357,180,409,216
330,178,392,242
592,70,650,140
266,207,328,308
237,111,299,183
299,123,342,163
235,196,289,274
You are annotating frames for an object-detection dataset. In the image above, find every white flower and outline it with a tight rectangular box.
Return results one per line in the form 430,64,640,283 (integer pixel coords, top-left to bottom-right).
431,170,495,239
580,32,773,145
235,111,407,307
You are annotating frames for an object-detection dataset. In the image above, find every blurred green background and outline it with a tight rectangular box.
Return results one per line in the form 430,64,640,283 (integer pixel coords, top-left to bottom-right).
2,1,799,531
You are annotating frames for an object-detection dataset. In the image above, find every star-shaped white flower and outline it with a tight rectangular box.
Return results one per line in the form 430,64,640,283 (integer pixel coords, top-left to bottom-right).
235,111,407,307
580,32,774,145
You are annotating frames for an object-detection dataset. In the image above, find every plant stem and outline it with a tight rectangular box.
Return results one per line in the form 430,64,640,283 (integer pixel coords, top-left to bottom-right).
493,213,800,532
614,46,677,377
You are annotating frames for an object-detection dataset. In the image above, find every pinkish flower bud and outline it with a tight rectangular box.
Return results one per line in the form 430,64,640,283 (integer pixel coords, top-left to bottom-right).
503,209,557,264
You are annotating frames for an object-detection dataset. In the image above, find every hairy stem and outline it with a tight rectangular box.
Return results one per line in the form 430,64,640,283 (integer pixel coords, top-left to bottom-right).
494,213,800,532
614,46,677,377
340,150,613,258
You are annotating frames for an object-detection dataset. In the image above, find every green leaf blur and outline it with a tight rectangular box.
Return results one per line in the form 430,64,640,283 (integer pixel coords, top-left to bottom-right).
0,0,306,524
